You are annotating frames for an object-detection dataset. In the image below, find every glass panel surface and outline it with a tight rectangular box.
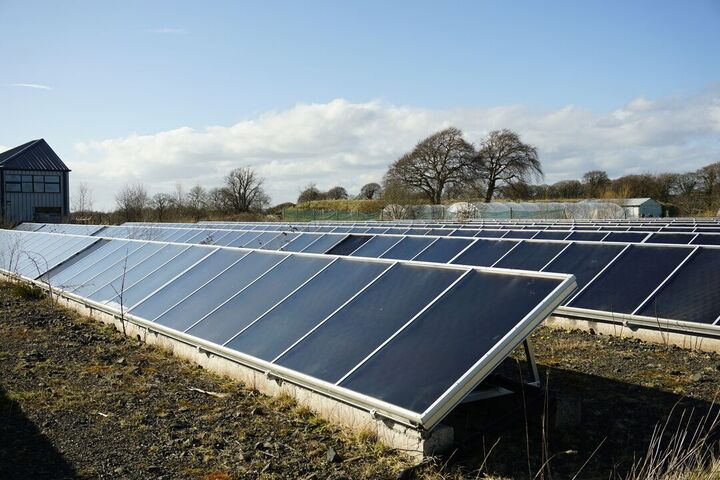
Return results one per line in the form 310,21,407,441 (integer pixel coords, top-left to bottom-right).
350,236,401,258
566,232,607,241
638,248,720,324
52,240,134,288
281,234,321,252
243,232,280,249
259,232,299,251
495,241,567,270
474,230,506,238
451,239,518,267
533,231,571,240
88,244,187,302
326,235,370,255
276,264,463,383
187,256,333,343
646,233,693,245
228,232,260,247
226,259,389,361
691,234,720,246
501,231,537,239
542,243,625,292
380,237,435,260
154,251,287,330
603,232,647,243
301,234,345,253
340,271,560,413
71,243,165,296
129,249,248,321
570,245,692,313
112,246,215,308
414,238,473,263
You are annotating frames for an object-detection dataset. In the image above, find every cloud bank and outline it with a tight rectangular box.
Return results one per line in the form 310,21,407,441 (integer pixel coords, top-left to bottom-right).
73,88,720,210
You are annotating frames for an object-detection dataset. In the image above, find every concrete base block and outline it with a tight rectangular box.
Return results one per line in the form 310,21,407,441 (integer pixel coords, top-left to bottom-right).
546,315,720,353
44,290,454,460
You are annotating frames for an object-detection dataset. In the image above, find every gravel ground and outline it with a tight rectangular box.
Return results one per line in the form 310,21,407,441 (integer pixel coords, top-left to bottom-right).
1,281,719,480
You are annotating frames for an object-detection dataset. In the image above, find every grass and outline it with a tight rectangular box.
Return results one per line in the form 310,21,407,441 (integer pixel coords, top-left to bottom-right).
293,198,385,213
6,280,46,300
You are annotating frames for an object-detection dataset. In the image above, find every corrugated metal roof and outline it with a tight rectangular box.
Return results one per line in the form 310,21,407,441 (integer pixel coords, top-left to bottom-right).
0,139,70,171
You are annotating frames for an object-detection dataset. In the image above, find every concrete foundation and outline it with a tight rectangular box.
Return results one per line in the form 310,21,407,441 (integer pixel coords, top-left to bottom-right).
546,315,720,353
11,280,453,460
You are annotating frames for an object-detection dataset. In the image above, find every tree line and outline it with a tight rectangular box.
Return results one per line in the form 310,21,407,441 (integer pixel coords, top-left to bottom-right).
74,126,719,222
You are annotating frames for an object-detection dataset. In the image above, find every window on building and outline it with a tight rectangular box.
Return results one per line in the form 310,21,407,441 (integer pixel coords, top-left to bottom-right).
4,174,61,193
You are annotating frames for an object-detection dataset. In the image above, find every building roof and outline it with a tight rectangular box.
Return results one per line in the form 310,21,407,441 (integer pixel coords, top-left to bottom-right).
603,198,658,207
0,139,70,172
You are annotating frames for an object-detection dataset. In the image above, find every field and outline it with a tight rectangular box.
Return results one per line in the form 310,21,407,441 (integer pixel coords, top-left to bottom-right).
2,281,719,479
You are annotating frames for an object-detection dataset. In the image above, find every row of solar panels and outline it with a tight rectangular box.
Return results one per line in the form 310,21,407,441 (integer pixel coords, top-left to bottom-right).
79,224,720,329
0,229,573,430
198,218,720,227
21,221,720,245
19,223,720,328
129,221,720,236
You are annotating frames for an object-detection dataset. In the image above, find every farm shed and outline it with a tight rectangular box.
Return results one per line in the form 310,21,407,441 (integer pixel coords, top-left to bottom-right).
0,139,70,224
611,198,663,218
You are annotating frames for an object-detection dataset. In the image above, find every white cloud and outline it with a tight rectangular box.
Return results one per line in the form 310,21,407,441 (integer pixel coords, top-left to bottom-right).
147,27,187,34
9,83,51,90
72,88,720,210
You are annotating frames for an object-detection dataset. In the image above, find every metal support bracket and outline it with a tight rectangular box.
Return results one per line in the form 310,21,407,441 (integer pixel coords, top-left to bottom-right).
524,339,541,388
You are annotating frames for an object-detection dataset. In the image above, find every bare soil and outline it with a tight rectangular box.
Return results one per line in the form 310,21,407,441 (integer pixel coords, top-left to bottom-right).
1,281,719,479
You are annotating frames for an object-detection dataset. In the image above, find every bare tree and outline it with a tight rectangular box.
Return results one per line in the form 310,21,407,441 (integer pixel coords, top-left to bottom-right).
72,182,94,213
386,127,474,204
207,187,231,212
326,186,348,200
582,170,611,197
224,167,270,212
115,183,149,222
358,182,382,200
150,193,173,221
172,182,186,210
186,184,208,219
471,129,542,203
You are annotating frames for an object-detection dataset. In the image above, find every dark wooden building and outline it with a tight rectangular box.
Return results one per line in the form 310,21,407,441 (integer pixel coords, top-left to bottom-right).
0,139,70,224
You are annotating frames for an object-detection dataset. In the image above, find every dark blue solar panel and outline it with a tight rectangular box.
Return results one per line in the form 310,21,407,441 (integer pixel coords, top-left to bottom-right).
414,238,474,263
451,239,518,266
351,236,401,257
186,256,333,343
380,237,435,260
501,231,537,239
603,232,647,243
638,248,720,324
570,246,692,313
474,230,506,238
494,241,567,271
691,234,720,246
543,243,625,292
645,233,693,245
225,259,390,361
275,264,463,383
326,235,371,255
533,231,571,240
340,270,561,413
566,232,607,241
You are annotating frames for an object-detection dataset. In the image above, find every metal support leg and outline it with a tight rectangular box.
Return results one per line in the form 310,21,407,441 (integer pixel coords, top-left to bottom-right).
524,339,541,387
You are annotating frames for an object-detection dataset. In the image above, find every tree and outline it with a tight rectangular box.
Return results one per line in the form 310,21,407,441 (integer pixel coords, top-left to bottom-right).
386,127,474,204
582,170,611,197
358,182,382,200
326,186,349,200
150,193,173,221
297,183,325,203
115,183,148,222
207,187,231,212
471,129,542,203
551,180,584,199
224,167,269,212
72,182,94,213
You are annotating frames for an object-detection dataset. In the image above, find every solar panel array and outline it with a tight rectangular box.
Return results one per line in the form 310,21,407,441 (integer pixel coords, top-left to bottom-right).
0,228,574,429
87,223,720,330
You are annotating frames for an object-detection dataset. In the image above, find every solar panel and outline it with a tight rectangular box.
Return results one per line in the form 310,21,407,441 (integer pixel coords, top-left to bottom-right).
637,248,720,324
569,245,692,313
0,229,574,432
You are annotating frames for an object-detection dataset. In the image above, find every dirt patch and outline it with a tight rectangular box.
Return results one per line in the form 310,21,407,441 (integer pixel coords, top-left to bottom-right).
1,281,719,479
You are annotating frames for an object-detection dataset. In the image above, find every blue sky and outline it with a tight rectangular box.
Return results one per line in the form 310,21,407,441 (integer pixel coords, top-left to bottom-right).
2,0,719,209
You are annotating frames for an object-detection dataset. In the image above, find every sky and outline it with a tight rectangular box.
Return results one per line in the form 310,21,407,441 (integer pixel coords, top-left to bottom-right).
1,0,719,210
